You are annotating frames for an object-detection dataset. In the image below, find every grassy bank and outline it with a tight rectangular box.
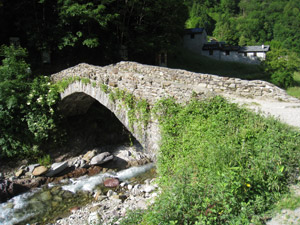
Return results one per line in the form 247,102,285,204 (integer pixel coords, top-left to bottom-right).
168,47,267,80
287,72,300,99
120,97,300,224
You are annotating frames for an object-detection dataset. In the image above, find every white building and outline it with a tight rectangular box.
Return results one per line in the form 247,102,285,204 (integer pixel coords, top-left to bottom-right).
182,28,270,64
202,42,270,64
183,28,207,55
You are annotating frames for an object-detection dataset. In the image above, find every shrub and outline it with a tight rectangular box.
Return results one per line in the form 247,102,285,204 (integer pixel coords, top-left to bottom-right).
120,96,300,224
0,45,63,158
271,70,294,89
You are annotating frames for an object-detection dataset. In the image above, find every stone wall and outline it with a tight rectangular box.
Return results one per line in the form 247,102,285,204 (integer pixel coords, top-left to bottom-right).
52,61,298,103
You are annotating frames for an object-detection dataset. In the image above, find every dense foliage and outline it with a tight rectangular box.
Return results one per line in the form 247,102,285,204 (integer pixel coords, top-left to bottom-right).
0,45,62,158
183,0,300,88
0,0,188,66
184,0,300,52
121,96,300,224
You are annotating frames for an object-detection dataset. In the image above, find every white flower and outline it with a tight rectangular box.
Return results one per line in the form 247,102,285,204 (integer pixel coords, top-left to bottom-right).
47,82,51,85
27,102,30,105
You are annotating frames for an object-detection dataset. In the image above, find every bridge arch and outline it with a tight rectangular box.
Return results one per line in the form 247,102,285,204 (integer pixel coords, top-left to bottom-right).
59,81,160,159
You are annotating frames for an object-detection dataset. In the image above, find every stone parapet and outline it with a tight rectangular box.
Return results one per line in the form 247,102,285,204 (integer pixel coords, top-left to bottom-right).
52,61,299,103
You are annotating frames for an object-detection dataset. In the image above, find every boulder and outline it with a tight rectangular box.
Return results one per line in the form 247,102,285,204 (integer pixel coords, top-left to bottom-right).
82,150,97,163
90,152,113,165
104,178,119,188
88,211,101,225
87,166,102,176
28,164,40,173
0,179,29,203
45,161,68,177
14,177,48,189
15,169,24,178
143,185,156,193
32,166,48,176
79,159,89,168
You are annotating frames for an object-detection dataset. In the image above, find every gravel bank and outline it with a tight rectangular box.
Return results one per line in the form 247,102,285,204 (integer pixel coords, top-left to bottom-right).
225,96,300,130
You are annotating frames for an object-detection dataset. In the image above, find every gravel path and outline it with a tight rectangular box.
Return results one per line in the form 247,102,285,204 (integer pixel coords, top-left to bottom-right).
225,95,300,130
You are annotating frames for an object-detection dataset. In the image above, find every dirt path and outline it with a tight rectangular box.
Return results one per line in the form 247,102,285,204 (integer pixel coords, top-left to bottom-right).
225,95,300,130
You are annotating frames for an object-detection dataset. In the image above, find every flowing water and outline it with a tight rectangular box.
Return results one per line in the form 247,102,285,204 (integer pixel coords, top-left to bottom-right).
0,163,155,225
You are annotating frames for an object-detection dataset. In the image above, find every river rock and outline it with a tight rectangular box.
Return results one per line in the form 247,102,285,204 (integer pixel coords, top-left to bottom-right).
90,152,113,165
0,179,29,203
87,166,102,176
15,169,24,178
39,190,52,201
104,178,119,188
14,177,48,189
106,190,115,197
136,198,148,209
79,159,89,168
88,211,101,225
143,185,156,193
32,166,48,176
28,163,40,173
46,161,68,177
68,168,88,178
82,150,97,163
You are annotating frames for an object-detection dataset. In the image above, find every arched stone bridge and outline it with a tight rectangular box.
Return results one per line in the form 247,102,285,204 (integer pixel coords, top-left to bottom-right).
51,61,297,159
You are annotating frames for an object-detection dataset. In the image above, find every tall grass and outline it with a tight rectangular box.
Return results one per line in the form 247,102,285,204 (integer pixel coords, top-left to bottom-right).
287,72,300,99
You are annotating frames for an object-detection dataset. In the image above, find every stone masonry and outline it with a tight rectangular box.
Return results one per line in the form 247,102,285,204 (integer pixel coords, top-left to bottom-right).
51,61,299,159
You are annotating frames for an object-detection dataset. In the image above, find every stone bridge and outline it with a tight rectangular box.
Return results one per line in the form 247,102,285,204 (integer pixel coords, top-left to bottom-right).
51,61,297,159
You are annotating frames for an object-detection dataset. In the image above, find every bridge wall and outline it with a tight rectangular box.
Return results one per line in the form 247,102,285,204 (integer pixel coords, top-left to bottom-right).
52,61,298,103
60,80,160,160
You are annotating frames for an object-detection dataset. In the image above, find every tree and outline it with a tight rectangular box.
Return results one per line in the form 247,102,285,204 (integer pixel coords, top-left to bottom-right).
263,46,300,88
184,0,215,34
211,0,239,44
110,0,188,63
0,45,32,157
0,45,62,158
57,0,117,49
273,0,300,54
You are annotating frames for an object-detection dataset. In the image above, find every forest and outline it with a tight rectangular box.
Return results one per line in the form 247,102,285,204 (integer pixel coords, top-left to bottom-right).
1,0,299,67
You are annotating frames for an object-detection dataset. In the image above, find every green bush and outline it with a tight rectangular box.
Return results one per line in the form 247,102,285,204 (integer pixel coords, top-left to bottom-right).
120,96,300,225
263,47,300,88
271,70,294,89
0,45,63,158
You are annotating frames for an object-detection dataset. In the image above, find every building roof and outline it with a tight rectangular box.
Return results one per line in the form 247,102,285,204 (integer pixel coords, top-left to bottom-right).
239,45,270,52
202,42,240,51
202,43,270,53
184,28,205,34
202,43,220,50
